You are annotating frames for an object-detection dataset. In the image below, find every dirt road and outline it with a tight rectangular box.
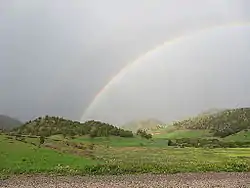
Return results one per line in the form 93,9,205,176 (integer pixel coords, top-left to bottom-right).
1,172,250,188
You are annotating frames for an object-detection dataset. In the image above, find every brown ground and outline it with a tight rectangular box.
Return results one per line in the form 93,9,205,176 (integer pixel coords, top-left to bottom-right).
1,172,250,188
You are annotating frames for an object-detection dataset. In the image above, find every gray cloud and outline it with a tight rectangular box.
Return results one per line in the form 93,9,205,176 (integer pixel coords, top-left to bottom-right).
82,25,250,124
0,0,250,123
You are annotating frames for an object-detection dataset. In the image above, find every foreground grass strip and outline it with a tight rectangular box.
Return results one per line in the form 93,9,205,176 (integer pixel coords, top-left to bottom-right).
0,135,98,176
1,135,250,177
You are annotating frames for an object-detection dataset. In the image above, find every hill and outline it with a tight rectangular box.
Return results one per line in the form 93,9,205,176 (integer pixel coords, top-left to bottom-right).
0,115,22,130
12,116,133,138
122,118,164,132
153,108,250,139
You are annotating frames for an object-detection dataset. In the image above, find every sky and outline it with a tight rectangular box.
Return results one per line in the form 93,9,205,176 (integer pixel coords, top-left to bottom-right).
0,0,250,124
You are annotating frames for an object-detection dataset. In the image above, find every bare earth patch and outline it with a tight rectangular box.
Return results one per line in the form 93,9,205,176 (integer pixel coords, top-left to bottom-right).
1,173,250,188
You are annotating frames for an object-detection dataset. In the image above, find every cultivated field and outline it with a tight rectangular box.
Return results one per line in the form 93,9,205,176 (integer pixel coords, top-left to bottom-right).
1,134,250,179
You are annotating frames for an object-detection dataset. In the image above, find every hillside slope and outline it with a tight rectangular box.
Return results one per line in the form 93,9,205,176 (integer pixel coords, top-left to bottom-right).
122,119,164,132
12,116,133,138
0,115,22,130
223,129,250,142
172,108,250,138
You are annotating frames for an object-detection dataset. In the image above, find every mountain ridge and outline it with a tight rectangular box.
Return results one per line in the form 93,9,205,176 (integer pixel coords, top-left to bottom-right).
0,115,22,130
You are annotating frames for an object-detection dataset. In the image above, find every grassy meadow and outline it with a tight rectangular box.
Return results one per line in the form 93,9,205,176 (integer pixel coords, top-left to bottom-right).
153,129,212,139
223,129,250,142
1,133,250,178
0,135,97,175
2,109,250,178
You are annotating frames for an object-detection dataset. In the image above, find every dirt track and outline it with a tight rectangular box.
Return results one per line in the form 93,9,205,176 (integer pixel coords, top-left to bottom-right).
1,172,250,188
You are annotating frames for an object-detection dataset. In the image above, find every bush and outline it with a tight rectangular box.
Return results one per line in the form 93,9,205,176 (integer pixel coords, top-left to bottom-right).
168,139,175,146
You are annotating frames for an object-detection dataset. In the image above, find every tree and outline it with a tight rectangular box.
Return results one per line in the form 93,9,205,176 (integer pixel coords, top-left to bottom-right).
136,129,152,139
136,129,144,136
89,127,97,139
144,133,152,140
119,130,134,137
62,132,67,139
39,135,45,147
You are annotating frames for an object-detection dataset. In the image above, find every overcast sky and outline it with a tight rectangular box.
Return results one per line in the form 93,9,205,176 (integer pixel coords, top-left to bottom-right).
1,0,250,124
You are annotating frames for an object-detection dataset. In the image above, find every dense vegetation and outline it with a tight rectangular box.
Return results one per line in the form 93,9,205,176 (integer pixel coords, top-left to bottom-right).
172,108,250,138
168,138,250,148
0,115,22,131
12,116,133,138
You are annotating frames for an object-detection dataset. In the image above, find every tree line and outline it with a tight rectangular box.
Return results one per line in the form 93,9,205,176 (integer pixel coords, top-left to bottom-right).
167,138,250,148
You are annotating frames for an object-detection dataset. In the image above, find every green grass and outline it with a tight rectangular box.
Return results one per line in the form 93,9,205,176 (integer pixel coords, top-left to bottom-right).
153,129,212,139
73,136,168,147
49,134,64,140
1,134,250,177
93,146,250,174
152,127,250,143
224,130,250,142
0,135,98,176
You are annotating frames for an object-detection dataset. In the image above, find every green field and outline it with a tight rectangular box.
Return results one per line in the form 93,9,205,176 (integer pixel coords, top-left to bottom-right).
153,129,213,139
73,136,168,147
224,130,250,142
152,127,250,143
0,135,97,175
1,134,250,178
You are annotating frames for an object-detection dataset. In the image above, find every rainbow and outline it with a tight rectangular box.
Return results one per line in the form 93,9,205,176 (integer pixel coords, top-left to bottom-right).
80,21,250,122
